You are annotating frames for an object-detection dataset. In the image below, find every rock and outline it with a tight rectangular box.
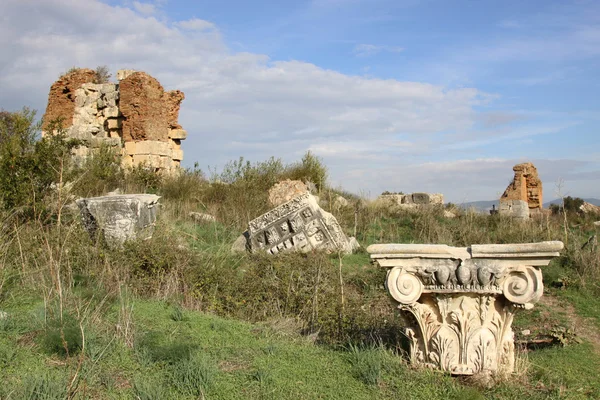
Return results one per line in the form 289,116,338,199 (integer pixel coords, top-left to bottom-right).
268,179,309,207
348,237,361,252
0,311,7,320
305,181,318,194
521,329,531,336
443,210,456,218
334,195,349,209
76,194,160,248
247,192,355,254
580,202,600,214
500,162,543,215
231,232,250,253
499,199,530,220
594,221,600,226
189,211,216,223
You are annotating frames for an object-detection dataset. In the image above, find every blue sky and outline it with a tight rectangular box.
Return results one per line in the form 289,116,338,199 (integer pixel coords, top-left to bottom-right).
1,0,599,202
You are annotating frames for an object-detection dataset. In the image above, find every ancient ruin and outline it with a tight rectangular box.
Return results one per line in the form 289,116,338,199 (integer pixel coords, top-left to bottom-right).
77,194,161,248
378,192,444,208
500,163,543,218
368,241,563,375
247,192,357,254
42,68,186,173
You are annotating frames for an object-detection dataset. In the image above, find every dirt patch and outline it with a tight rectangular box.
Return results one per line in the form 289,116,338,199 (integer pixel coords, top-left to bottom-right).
539,294,600,354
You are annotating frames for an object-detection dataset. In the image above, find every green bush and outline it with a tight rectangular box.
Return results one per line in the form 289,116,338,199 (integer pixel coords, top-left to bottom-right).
0,109,78,219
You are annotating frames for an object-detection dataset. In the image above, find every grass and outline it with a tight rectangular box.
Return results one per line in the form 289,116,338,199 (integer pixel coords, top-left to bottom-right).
0,143,599,398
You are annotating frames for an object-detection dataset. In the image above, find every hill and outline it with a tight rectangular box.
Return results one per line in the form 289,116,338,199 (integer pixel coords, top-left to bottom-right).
458,198,600,212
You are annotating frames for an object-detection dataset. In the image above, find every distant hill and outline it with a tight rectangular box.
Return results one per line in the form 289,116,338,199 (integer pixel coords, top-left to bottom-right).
543,198,600,207
457,198,600,212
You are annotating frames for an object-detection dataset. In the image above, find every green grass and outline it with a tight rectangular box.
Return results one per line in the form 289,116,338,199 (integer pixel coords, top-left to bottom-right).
1,291,600,399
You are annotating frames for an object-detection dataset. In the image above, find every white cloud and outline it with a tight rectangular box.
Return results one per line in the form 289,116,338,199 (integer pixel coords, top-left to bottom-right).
176,18,217,32
132,1,156,16
352,43,404,57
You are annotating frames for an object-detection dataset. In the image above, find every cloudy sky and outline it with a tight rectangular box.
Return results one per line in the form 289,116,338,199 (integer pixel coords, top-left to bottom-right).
1,0,599,202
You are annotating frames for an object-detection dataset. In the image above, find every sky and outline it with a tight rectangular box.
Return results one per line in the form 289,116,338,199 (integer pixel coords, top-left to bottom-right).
1,0,599,203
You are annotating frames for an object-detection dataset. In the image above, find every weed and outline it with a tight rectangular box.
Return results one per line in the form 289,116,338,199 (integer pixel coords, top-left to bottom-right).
133,375,169,400
20,373,67,400
347,343,386,385
170,353,218,397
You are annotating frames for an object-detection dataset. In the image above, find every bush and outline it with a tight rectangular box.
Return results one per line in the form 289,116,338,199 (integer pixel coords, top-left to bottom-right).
94,65,111,84
0,109,78,219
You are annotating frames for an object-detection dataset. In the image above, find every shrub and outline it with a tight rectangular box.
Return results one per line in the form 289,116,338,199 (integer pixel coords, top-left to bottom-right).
0,109,78,219
94,65,111,84
285,150,328,191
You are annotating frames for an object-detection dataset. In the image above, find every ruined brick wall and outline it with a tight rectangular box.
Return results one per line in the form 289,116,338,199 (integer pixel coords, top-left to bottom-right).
42,68,96,131
41,69,186,173
500,162,543,211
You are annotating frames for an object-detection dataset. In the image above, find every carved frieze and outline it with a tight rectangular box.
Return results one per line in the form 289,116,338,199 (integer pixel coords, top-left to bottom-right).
247,193,354,254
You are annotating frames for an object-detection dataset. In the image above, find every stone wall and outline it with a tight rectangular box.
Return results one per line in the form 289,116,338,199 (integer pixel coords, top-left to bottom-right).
378,192,444,207
42,68,186,173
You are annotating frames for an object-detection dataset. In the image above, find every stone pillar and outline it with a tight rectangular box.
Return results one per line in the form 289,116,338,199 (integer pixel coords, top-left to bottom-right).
368,241,563,375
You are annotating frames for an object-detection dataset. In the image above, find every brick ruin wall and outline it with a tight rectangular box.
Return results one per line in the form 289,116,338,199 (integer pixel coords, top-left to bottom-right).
42,69,186,173
500,162,543,211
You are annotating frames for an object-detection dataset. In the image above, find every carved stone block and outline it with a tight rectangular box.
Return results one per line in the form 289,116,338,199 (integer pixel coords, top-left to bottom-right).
368,241,563,375
247,193,355,254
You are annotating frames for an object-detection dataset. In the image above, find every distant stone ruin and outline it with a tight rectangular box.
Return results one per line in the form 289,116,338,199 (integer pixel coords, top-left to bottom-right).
499,162,543,219
378,192,444,208
42,68,186,173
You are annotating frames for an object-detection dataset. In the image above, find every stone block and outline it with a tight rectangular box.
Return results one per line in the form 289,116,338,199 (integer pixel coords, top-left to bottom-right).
499,199,530,219
411,193,431,204
172,149,183,161
168,129,187,139
106,118,121,130
247,192,357,255
104,106,120,118
123,141,137,155
76,194,160,248
100,83,117,94
134,140,171,156
117,69,137,81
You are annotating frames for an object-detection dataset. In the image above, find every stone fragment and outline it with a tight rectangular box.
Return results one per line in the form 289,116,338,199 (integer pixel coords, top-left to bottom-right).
500,162,543,214
231,233,250,253
443,210,456,218
368,240,564,375
334,195,349,209
117,69,137,81
580,202,600,214
169,129,188,139
247,192,357,254
0,311,8,320
268,180,309,207
76,194,160,248
189,212,216,223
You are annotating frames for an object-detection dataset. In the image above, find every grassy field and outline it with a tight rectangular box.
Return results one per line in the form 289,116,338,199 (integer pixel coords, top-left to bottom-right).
0,126,599,398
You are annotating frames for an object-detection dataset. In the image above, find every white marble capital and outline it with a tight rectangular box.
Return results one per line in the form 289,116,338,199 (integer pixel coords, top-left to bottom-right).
368,241,563,375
